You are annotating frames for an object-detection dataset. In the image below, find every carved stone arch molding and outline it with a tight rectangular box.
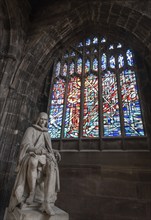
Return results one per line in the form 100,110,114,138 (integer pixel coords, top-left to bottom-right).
0,1,151,220
0,0,30,138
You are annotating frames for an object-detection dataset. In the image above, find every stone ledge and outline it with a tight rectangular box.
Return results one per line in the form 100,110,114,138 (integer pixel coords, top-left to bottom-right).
4,206,69,220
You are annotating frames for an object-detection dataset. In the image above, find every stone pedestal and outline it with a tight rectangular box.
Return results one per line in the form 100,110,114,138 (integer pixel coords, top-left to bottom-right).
4,205,69,220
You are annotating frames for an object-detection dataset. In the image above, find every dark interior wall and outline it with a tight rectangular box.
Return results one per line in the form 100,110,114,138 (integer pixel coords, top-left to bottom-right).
0,0,151,220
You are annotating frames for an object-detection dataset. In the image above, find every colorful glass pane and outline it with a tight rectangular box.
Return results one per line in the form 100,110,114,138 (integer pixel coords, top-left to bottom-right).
93,37,98,44
71,51,76,56
120,70,144,136
69,62,75,75
85,59,90,73
101,37,106,43
109,45,114,50
77,58,82,74
86,38,91,45
117,43,122,48
118,54,124,68
64,77,81,138
62,63,68,76
93,48,98,53
109,55,116,68
102,71,121,136
86,49,90,54
64,52,68,58
93,58,98,72
126,49,134,66
83,74,99,137
77,42,83,47
55,62,61,77
49,79,65,138
101,53,107,71
50,38,144,141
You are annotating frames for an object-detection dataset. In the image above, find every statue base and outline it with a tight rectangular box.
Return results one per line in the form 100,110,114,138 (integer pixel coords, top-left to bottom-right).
4,204,69,220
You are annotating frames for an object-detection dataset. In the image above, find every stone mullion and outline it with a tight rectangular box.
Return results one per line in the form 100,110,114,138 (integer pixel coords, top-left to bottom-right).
79,43,85,149
116,51,125,149
134,62,147,138
98,41,103,150
60,61,69,144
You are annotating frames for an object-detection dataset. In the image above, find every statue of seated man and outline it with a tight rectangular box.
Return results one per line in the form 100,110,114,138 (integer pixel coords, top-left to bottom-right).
8,112,61,216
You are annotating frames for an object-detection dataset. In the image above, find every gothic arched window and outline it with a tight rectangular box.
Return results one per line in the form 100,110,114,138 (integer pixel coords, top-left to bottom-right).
48,36,145,146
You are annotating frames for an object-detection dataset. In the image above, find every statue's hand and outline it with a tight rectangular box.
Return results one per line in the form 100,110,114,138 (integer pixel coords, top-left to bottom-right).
34,148,43,155
41,148,48,155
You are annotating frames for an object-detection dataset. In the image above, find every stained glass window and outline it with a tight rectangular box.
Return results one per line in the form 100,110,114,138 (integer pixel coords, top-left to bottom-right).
77,42,83,47
93,37,98,44
120,70,144,136
86,38,91,46
62,63,68,76
71,51,76,57
101,37,106,43
109,56,116,68
118,54,124,68
49,36,145,143
101,53,107,71
117,43,122,48
86,49,90,54
69,62,75,75
55,62,61,77
77,58,82,75
93,58,98,72
83,74,99,137
49,79,65,138
109,45,114,50
85,59,90,73
64,77,81,138
126,49,134,66
64,52,68,58
102,71,121,136
93,48,98,53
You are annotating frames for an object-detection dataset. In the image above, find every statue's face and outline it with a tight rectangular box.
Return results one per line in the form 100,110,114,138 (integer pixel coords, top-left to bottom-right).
38,115,48,128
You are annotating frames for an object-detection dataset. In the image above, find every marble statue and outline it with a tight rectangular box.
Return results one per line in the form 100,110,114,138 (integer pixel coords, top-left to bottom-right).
8,112,61,216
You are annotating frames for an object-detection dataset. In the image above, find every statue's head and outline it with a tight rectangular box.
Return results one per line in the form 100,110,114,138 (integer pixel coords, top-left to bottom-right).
36,112,48,128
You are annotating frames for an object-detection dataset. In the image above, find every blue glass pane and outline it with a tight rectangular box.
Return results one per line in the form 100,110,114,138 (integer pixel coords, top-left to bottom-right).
55,62,61,77
120,70,144,136
118,54,124,68
93,58,98,72
64,52,68,58
71,51,76,56
101,37,106,43
93,37,98,44
102,71,121,136
85,59,90,73
101,53,107,71
86,38,91,46
86,49,90,54
126,49,134,66
77,42,83,47
109,56,115,68
49,79,65,138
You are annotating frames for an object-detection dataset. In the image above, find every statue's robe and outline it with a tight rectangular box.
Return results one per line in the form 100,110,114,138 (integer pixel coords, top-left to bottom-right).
8,124,60,211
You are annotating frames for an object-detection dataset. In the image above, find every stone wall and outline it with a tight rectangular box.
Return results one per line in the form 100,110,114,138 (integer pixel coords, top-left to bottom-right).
57,152,151,220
